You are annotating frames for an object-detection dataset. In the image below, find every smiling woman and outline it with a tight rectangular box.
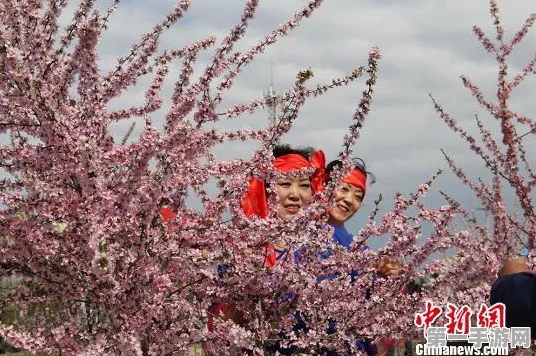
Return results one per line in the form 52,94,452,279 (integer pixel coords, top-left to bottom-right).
272,145,315,219
241,144,325,220
275,176,312,219
207,144,325,336
325,158,369,227
324,159,400,279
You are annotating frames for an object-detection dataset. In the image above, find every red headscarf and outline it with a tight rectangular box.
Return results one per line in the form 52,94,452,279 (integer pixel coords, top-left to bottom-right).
160,206,187,231
342,168,367,196
241,150,326,218
241,150,325,269
208,152,326,330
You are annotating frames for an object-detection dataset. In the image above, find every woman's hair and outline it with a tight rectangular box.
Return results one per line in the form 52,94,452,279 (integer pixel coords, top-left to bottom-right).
273,144,314,160
325,157,376,184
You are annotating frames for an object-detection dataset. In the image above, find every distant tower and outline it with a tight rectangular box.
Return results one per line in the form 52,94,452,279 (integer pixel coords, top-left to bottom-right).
264,63,277,126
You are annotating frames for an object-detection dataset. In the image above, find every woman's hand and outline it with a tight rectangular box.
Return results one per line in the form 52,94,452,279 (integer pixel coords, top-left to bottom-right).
376,257,403,278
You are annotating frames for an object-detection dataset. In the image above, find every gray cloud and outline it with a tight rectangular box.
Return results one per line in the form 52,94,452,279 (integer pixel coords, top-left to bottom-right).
5,0,534,248
97,0,536,240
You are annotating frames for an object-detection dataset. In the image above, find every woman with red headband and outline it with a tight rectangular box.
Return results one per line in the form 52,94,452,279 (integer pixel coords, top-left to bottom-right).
325,158,400,277
207,144,325,334
242,145,325,218
311,158,400,356
265,158,397,355
242,144,325,267
325,159,368,249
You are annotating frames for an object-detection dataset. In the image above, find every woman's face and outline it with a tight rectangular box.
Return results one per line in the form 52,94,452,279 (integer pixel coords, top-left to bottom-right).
275,177,312,219
328,182,363,225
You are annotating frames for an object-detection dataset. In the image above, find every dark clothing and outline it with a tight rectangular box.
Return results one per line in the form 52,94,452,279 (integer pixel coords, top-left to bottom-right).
490,272,536,337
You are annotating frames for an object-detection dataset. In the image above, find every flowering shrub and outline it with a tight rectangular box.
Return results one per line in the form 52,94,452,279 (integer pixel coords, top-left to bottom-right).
432,0,535,283
0,0,533,354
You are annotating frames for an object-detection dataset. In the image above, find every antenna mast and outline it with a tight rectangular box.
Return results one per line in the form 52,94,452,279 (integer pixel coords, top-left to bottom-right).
265,62,277,126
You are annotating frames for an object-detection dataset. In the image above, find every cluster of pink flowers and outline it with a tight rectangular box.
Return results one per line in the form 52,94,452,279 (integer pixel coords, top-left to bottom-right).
0,0,533,354
437,0,534,253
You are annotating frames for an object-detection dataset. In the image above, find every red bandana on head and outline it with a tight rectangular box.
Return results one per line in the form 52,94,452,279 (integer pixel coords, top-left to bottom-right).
241,150,326,269
273,153,309,172
342,168,367,196
241,150,326,218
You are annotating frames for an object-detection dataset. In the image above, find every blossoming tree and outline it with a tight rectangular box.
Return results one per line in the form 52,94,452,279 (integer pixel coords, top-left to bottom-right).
432,1,535,285
0,0,533,354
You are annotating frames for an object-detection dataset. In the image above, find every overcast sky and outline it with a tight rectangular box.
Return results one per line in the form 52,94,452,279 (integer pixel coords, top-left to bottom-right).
44,1,536,247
